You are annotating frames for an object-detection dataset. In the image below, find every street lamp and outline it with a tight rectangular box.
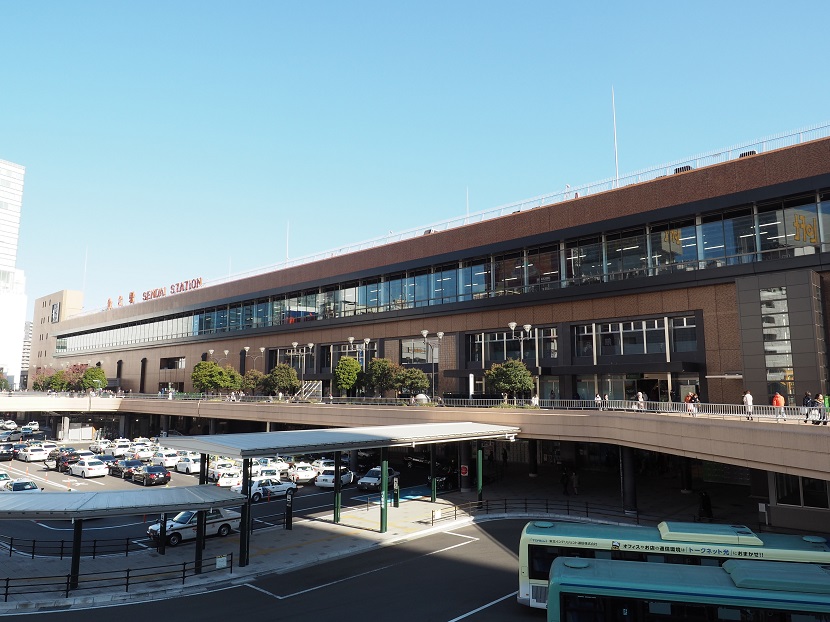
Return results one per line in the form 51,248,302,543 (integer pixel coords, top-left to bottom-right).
507,322,533,361
346,336,372,372
420,330,444,399
243,346,266,372
287,342,314,398
208,349,231,365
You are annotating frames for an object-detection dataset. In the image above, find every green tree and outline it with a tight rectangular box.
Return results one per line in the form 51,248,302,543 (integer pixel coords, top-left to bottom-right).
220,364,243,392
241,369,266,395
80,366,108,392
364,358,400,396
485,359,534,398
334,356,361,395
263,363,300,396
191,361,224,393
394,367,430,395
50,370,69,392
0,372,8,391
63,366,84,391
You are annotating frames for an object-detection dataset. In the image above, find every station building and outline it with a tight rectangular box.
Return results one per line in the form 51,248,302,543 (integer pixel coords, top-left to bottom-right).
27,127,830,530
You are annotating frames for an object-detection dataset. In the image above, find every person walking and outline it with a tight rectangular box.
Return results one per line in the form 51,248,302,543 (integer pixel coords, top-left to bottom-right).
742,389,753,421
570,471,580,495
802,392,813,423
560,468,570,496
772,392,787,421
636,391,645,411
813,393,827,425
595,393,602,410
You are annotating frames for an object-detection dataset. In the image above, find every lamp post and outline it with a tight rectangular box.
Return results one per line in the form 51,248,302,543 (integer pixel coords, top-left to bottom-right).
287,342,314,397
208,349,231,366
243,346,266,372
346,337,372,372
508,322,540,398
420,330,444,400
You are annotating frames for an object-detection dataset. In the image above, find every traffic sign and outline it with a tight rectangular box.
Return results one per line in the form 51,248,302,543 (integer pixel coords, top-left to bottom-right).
460,465,468,476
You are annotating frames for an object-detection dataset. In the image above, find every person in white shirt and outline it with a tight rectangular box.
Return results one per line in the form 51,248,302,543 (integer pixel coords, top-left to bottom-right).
742,390,753,421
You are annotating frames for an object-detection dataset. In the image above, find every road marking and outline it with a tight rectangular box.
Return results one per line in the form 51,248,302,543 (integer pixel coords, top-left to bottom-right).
445,591,518,621
244,537,476,600
445,531,479,541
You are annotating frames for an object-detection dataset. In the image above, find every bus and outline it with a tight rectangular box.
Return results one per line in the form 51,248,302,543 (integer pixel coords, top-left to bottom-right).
519,520,830,610
547,557,830,621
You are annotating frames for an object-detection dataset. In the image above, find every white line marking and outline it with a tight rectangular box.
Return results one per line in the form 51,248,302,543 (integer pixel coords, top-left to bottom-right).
246,539,476,600
445,591,518,621
445,531,479,541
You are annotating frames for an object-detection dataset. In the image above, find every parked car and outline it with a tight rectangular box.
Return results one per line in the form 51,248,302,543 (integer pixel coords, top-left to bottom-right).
208,461,240,481
130,445,154,462
2,421,17,431
175,456,202,474
49,453,81,473
69,459,108,478
2,479,42,492
110,441,132,457
1,430,22,442
11,443,27,460
0,443,13,462
89,439,112,453
215,473,242,487
315,466,355,489
18,446,49,462
0,472,10,485
287,463,318,483
152,450,180,468
147,508,241,546
109,459,144,479
310,458,335,472
231,476,297,502
357,466,401,491
25,422,39,431
74,450,96,461
94,454,118,466
132,465,172,486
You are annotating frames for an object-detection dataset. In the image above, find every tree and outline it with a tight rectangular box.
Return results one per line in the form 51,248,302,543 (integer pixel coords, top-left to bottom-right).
241,369,266,395
0,372,8,391
62,366,84,391
32,373,52,392
191,361,224,393
364,358,400,396
220,364,243,392
394,367,430,396
485,359,534,398
334,356,361,395
263,363,300,396
49,370,69,392
80,366,108,392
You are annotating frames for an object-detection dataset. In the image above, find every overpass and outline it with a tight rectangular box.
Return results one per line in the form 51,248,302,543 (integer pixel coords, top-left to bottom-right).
3,395,828,481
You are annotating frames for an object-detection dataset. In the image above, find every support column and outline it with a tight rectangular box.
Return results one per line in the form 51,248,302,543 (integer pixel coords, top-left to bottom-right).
528,438,538,478
460,442,472,492
380,448,388,533
476,441,483,503
239,458,251,567
620,446,638,515
680,457,694,494
70,518,83,589
333,451,342,523
209,418,217,435
429,444,437,502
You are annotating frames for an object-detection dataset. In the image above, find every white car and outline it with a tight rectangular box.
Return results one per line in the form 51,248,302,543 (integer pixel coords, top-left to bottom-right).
130,445,154,461
0,472,11,485
69,459,108,478
311,458,335,472
287,463,318,483
315,466,355,489
75,450,96,461
231,476,297,502
357,466,401,491
152,450,180,468
2,479,42,492
89,439,112,453
147,508,241,546
215,473,242,487
175,456,202,474
208,461,240,481
111,441,132,457
19,446,49,462
25,422,39,431
2,421,17,431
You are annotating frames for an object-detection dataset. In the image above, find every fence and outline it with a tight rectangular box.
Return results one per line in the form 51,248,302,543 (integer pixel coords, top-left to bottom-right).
0,553,233,602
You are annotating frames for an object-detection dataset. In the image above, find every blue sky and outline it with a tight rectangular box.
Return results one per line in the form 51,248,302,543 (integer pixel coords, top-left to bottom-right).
4,1,830,318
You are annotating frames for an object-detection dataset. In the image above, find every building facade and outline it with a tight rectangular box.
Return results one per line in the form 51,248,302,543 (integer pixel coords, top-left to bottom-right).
27,130,830,529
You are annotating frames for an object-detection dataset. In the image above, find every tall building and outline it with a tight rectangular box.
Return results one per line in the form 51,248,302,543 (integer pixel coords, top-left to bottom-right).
0,159,26,390
19,320,32,390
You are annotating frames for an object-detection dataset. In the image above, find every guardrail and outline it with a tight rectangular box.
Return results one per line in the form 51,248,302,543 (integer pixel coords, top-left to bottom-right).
1,535,147,559
0,553,233,602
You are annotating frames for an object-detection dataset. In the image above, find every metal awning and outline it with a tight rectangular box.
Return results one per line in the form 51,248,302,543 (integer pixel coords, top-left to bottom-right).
0,485,244,520
159,422,521,459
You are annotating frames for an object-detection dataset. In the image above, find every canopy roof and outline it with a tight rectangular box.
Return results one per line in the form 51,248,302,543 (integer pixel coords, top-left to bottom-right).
159,422,520,459
0,485,243,520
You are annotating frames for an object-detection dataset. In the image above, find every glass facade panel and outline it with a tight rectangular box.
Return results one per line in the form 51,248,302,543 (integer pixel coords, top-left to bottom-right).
775,472,800,505
621,321,645,354
566,237,603,284
671,317,697,352
527,245,559,290
540,328,558,359
599,323,620,356
722,207,755,264
802,477,830,509
494,252,524,295
574,325,594,358
485,332,506,363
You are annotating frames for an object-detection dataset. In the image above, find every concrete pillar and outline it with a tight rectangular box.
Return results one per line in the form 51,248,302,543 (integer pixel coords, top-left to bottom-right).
621,446,638,515
680,457,694,493
528,438,538,478
460,441,472,492
209,418,217,435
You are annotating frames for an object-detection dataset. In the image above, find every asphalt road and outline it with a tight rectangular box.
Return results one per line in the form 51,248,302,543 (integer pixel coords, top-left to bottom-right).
17,520,545,621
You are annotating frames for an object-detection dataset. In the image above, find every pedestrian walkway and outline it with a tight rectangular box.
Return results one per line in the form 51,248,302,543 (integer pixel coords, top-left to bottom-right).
0,465,796,614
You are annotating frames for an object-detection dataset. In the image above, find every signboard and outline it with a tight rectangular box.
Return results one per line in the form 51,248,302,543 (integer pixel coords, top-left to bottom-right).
460,465,469,477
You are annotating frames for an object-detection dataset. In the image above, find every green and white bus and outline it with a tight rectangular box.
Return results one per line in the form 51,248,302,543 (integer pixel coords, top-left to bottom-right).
547,557,830,621
520,520,830,610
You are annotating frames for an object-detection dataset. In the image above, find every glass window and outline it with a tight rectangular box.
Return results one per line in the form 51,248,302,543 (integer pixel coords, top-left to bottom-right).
229,304,242,331
700,212,726,267
412,270,430,307
465,333,483,364
494,252,524,295
671,317,697,352
599,323,621,356
485,332,506,363
650,219,697,273
802,477,830,509
432,265,458,305
645,318,666,354
775,472,802,505
721,206,756,264
459,258,490,301
574,325,594,358
540,327,558,359
606,229,647,280
622,321,645,354
527,245,559,290
566,237,603,285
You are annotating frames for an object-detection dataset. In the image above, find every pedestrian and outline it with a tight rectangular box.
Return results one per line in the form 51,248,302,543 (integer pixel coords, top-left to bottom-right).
691,393,700,416
636,391,645,411
560,469,570,496
812,393,827,425
603,394,609,409
742,389,753,421
772,391,786,421
595,393,602,410
570,471,580,495
802,392,813,423
502,447,508,469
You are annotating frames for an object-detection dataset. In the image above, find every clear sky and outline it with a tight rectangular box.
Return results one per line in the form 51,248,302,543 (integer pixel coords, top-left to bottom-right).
4,1,830,318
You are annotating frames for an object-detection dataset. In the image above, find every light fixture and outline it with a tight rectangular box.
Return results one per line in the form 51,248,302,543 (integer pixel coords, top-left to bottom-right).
244,346,250,353
348,337,354,345
421,329,429,338
523,324,532,333
208,349,214,356
292,342,298,348
508,322,517,332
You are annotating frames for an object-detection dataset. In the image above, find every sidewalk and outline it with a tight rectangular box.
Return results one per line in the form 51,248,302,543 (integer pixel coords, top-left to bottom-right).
0,465,772,614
